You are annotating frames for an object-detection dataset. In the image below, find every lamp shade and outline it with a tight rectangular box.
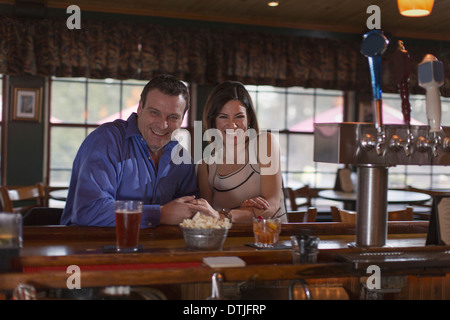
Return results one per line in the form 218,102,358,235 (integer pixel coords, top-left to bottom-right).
398,0,434,17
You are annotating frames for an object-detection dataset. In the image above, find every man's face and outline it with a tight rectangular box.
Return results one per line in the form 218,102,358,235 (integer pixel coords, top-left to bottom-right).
137,89,186,154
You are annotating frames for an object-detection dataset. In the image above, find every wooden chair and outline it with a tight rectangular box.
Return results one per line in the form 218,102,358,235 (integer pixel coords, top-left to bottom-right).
387,206,414,221
338,208,356,224
0,183,46,214
287,207,317,222
284,185,313,211
404,185,450,198
330,206,342,222
333,206,414,224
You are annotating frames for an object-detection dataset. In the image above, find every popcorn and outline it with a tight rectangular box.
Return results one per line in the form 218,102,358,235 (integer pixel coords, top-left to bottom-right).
180,212,231,229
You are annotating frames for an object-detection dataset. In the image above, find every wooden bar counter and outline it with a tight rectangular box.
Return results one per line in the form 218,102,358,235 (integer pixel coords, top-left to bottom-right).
2,221,450,299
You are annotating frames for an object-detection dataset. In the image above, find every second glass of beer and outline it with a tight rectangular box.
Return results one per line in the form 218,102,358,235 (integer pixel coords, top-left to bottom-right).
115,200,143,252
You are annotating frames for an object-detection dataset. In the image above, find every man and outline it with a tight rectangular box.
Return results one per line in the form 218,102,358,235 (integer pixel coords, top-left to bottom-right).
61,74,216,227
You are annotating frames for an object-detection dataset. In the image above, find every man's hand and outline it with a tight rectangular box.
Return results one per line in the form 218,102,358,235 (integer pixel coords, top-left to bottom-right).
160,195,197,225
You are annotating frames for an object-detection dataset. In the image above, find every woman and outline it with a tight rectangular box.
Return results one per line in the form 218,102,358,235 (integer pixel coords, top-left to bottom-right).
197,81,286,222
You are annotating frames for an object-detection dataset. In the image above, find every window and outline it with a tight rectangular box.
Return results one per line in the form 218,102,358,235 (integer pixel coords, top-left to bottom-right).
246,85,342,189
49,77,189,187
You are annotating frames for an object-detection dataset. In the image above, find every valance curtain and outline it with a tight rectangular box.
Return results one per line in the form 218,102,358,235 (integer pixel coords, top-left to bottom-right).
0,15,448,96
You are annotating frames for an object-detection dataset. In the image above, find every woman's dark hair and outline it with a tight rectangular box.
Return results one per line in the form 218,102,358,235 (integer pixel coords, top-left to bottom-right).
202,81,259,133
140,74,190,113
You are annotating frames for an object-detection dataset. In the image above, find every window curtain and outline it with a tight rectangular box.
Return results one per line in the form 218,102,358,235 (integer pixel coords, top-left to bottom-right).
0,15,448,96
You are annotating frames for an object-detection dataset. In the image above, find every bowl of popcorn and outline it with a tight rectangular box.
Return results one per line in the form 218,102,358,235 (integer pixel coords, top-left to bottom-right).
180,212,232,251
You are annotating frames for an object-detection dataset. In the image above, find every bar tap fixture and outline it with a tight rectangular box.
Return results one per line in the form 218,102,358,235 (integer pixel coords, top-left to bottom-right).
393,40,413,156
418,54,445,157
314,33,450,248
207,272,224,300
360,30,389,155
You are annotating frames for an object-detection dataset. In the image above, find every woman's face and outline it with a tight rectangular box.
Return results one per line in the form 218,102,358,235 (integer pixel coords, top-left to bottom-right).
214,100,248,145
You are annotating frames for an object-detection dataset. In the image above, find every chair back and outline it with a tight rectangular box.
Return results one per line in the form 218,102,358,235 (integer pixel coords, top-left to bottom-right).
0,183,45,214
330,206,342,222
288,207,317,222
405,185,450,197
338,208,356,224
388,206,414,221
284,185,313,211
333,206,414,224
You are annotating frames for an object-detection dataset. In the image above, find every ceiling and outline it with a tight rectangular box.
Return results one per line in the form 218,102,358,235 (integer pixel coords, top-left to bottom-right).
4,0,450,41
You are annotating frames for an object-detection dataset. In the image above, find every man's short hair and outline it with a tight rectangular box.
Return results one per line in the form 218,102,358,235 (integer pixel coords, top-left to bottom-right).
140,74,190,112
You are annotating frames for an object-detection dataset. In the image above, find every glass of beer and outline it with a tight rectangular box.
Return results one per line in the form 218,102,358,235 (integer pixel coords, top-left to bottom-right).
115,200,143,252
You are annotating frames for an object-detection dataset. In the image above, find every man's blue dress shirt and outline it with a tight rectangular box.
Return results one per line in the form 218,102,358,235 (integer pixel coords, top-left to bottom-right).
60,113,198,227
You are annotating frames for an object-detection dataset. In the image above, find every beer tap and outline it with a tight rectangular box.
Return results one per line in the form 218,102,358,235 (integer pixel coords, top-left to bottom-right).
393,40,413,156
360,30,389,155
207,273,224,300
418,54,444,157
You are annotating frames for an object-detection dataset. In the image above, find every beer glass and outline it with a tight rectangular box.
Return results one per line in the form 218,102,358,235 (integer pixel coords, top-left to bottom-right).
115,200,143,252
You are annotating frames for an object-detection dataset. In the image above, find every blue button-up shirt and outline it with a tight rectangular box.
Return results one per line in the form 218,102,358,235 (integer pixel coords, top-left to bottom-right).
61,113,198,227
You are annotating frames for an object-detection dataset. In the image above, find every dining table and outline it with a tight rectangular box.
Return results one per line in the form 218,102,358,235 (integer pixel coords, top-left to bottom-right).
318,189,432,210
48,188,68,202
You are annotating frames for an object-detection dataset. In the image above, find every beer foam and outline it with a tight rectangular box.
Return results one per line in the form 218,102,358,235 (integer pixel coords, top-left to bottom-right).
116,210,141,214
180,212,231,229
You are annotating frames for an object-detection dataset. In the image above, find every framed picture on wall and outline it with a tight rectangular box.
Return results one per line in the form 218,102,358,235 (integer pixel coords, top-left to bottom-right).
12,87,41,122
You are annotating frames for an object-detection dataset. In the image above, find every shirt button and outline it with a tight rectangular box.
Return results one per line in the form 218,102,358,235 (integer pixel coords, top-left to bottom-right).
148,222,152,226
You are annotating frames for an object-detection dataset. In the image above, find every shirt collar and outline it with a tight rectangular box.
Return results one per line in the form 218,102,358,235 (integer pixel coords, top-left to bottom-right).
125,113,140,139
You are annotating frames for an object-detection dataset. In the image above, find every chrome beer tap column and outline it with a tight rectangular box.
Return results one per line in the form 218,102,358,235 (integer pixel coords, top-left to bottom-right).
360,30,389,155
418,54,445,157
355,30,390,247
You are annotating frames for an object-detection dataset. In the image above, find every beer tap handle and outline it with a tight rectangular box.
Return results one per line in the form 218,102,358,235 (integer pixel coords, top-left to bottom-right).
207,272,224,300
393,40,412,131
418,54,444,157
418,54,444,134
361,30,389,155
361,30,389,129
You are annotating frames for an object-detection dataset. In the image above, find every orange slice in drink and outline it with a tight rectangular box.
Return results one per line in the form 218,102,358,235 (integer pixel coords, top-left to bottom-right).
267,221,277,231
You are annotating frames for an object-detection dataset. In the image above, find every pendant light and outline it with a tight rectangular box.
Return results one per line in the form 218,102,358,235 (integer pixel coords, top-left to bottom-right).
397,0,434,17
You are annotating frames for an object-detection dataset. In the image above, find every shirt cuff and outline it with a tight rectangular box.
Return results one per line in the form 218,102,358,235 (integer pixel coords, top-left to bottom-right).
141,204,161,228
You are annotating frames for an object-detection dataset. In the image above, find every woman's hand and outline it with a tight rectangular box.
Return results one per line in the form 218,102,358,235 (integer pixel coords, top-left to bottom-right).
187,198,220,219
240,197,270,210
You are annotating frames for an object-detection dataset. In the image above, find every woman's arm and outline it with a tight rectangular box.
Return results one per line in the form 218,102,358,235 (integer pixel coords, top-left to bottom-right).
255,132,283,217
197,161,214,204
